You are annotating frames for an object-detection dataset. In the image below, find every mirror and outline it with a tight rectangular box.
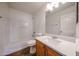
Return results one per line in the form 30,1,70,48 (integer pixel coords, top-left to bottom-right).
46,2,76,38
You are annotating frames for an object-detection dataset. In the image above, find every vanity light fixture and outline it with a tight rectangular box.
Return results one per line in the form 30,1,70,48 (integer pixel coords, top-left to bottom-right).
46,2,66,11
51,2,59,8
61,2,66,4
46,3,53,11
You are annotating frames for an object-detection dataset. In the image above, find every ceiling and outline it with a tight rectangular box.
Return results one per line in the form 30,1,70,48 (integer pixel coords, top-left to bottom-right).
8,2,46,14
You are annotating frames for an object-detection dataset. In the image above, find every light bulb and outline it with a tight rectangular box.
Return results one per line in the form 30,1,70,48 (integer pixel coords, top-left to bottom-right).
54,3,59,8
46,3,53,11
61,2,66,4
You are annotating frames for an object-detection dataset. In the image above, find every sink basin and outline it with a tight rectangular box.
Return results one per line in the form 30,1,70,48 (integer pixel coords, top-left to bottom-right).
40,36,52,41
40,36,52,39
39,36,61,44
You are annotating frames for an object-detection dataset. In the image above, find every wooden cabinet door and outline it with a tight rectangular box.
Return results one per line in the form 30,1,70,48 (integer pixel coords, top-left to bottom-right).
46,47,61,56
36,40,45,56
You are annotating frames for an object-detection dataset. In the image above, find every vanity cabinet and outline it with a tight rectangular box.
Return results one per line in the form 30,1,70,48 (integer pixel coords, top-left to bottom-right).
36,40,61,56
46,47,61,56
36,40,45,56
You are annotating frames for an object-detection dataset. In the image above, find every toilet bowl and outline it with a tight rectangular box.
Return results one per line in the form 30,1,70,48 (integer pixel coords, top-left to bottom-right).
27,40,36,54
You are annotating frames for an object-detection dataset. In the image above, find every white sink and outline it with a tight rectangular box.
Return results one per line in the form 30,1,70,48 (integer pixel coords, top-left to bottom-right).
40,36,52,39
39,36,61,44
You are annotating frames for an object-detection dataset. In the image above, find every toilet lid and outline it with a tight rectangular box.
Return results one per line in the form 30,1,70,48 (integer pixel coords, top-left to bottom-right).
27,40,36,46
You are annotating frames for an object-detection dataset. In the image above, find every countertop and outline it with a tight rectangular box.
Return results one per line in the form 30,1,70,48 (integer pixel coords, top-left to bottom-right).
35,36,76,56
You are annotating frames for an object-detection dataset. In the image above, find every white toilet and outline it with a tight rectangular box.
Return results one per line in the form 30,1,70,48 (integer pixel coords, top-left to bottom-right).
27,40,36,54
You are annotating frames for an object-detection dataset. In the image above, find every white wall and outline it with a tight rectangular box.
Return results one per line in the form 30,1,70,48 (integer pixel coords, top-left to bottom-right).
46,4,76,37
3,8,33,55
33,6,46,34
0,2,9,55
